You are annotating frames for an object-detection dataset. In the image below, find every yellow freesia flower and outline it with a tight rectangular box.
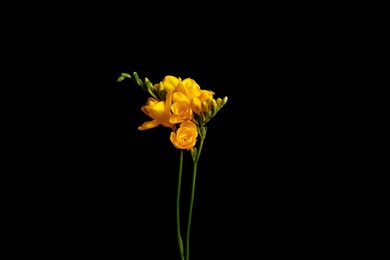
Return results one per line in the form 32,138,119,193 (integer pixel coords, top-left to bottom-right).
138,91,176,131
170,121,198,150
154,75,181,94
175,78,215,115
118,71,228,260
169,91,194,124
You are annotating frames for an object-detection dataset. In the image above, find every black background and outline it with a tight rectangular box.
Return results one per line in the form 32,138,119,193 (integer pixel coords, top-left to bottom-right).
6,7,353,259
36,57,334,259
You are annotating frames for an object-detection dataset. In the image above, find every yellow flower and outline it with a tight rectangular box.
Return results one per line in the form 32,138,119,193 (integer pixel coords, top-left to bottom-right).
175,78,215,115
169,91,194,124
170,121,198,150
138,90,176,131
153,75,181,93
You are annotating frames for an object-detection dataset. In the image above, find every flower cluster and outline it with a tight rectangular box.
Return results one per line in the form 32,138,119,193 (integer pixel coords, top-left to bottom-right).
117,72,227,153
117,71,227,260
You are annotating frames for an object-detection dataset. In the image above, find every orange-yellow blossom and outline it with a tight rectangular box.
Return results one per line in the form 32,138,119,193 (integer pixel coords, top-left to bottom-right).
175,78,215,115
153,75,181,94
138,90,176,131
170,121,198,150
170,91,194,124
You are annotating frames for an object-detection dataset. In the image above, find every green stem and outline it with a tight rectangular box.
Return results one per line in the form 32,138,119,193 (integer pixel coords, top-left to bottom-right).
186,136,205,260
177,150,185,260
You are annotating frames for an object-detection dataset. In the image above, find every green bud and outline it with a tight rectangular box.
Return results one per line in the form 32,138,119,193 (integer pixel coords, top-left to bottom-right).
132,72,140,82
158,89,166,101
116,73,131,82
206,110,212,118
145,78,153,91
221,96,228,107
190,148,197,161
200,126,207,138
201,113,206,124
144,78,159,100
131,72,145,88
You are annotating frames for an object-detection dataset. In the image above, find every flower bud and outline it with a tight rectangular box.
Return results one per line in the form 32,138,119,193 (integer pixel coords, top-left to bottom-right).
145,78,159,100
132,71,140,82
212,99,218,116
145,78,153,91
158,89,166,101
216,98,222,107
206,110,212,118
157,82,166,100
200,126,207,138
221,96,228,107
116,73,131,82
190,147,197,161
202,101,209,111
201,113,206,124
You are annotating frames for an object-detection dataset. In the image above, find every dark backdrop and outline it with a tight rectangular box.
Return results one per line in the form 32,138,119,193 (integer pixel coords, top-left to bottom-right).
10,17,345,258
41,57,333,259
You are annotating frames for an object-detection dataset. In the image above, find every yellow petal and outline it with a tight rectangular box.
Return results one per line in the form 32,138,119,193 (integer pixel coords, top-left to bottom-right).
148,101,168,120
180,121,198,134
191,98,202,115
182,78,202,99
138,120,160,130
162,76,180,91
165,90,173,115
173,92,189,102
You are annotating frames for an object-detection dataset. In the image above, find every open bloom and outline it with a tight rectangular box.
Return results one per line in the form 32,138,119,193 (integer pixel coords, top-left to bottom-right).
170,121,198,150
169,91,194,124
138,90,176,130
175,78,215,115
117,71,229,260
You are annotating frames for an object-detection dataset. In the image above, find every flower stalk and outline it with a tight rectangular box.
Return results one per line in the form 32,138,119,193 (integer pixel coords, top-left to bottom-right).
117,72,227,260
185,126,206,260
177,149,185,260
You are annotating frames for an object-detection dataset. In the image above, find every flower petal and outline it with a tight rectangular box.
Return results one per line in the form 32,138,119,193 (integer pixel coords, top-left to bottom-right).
163,76,180,92
138,120,160,130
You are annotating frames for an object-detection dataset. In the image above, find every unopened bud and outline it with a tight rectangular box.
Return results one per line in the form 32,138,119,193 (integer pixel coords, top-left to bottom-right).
200,126,207,138
221,96,228,106
156,82,166,100
216,98,222,107
202,101,208,111
190,147,197,161
212,99,218,116
132,72,140,83
145,78,153,91
159,90,166,101
206,110,212,118
201,113,206,124
158,82,164,92
145,78,159,100
116,73,131,82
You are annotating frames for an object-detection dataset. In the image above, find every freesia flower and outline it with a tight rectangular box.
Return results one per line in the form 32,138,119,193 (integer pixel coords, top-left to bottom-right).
175,78,215,115
153,75,181,94
169,92,194,124
138,90,176,130
117,71,227,260
170,121,198,150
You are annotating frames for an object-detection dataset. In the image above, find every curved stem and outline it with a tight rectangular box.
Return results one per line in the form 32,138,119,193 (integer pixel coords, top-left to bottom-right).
177,150,185,260
186,136,205,260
